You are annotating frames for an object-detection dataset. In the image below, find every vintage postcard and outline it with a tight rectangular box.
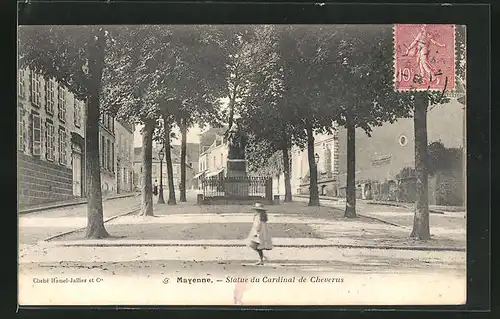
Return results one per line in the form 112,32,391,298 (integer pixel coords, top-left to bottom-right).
18,24,466,306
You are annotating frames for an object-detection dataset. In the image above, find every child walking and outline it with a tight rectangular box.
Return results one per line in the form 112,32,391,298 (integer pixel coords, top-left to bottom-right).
247,203,273,265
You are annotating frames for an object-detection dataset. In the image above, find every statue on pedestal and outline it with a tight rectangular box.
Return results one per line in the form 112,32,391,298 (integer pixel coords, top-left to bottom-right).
227,120,248,160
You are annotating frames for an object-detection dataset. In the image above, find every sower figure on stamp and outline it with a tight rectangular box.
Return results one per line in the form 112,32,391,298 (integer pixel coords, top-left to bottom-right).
404,24,446,84
247,203,273,265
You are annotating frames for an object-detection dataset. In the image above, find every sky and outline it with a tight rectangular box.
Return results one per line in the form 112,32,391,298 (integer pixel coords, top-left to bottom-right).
133,124,202,147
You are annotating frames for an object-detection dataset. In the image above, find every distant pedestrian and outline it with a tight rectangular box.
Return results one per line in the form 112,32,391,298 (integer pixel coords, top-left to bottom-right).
247,203,273,265
153,179,158,196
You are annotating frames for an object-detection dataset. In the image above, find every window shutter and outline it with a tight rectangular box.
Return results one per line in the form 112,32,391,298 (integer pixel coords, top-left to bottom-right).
53,127,58,163
18,108,24,151
41,78,47,111
32,114,41,156
29,70,33,103
28,114,33,154
45,122,48,156
53,82,57,117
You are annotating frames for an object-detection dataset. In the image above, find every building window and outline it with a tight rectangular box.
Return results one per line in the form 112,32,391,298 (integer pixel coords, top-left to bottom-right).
111,142,114,172
18,108,25,151
18,69,26,98
45,121,55,161
32,113,41,156
46,78,55,115
74,97,82,128
58,86,66,122
101,135,105,168
152,164,158,176
58,127,67,165
30,71,41,107
107,139,111,171
399,135,408,146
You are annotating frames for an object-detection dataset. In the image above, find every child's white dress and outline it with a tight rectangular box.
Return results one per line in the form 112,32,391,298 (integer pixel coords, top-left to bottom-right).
247,212,273,250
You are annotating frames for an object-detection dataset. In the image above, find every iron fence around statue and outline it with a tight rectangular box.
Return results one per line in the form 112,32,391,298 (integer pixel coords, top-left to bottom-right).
201,176,271,199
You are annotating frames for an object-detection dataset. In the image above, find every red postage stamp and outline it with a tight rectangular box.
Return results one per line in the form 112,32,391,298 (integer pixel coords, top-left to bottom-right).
394,24,455,91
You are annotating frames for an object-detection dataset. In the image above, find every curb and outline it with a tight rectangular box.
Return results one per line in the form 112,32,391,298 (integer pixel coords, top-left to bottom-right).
365,201,446,215
42,241,465,252
19,193,138,214
295,194,453,215
357,213,410,229
42,206,141,242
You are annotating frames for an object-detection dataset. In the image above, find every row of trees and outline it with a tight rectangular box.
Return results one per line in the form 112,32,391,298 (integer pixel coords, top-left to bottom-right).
240,25,411,214
18,25,465,240
232,25,464,239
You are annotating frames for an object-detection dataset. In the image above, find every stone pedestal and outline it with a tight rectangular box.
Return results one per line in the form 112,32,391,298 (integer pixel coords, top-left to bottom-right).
225,159,249,197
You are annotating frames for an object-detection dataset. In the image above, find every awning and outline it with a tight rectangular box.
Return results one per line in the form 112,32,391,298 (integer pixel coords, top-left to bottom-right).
192,171,206,179
205,168,224,178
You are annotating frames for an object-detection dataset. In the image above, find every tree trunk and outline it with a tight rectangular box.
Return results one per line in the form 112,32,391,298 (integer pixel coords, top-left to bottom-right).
227,81,238,132
228,96,236,131
306,123,319,206
276,173,280,195
410,93,431,239
139,119,155,216
282,142,292,202
163,118,177,205
85,27,109,239
345,112,357,218
179,118,187,202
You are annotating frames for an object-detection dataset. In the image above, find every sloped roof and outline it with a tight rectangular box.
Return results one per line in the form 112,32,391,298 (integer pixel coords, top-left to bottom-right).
199,126,228,147
134,144,198,165
134,146,181,164
171,143,200,165
186,143,200,163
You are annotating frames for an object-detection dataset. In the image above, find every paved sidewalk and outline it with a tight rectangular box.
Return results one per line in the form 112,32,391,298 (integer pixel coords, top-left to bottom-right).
293,194,465,214
47,201,465,251
19,195,141,245
19,192,139,214
307,197,466,243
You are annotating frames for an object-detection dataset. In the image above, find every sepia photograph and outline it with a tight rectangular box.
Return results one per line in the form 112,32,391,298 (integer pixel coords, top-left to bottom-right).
17,23,467,306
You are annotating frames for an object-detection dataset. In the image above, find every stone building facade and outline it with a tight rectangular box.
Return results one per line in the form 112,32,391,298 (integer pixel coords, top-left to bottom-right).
18,67,86,207
98,112,116,195
133,143,198,192
290,128,340,197
290,99,465,206
196,127,228,184
336,99,465,205
115,120,135,193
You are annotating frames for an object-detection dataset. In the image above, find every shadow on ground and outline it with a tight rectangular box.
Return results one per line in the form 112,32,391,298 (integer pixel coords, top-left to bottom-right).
19,255,465,277
55,222,322,241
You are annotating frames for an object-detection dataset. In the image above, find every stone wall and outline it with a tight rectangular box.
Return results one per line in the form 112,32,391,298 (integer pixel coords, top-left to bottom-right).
18,153,73,207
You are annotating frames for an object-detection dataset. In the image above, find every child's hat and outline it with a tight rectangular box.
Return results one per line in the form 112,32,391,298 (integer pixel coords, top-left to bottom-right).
253,203,267,211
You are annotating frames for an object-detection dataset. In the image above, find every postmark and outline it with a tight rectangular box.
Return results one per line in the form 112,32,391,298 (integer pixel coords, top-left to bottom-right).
394,24,455,91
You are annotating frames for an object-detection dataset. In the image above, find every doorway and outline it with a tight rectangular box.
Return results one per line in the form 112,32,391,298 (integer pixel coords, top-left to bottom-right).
72,151,82,197
116,159,121,194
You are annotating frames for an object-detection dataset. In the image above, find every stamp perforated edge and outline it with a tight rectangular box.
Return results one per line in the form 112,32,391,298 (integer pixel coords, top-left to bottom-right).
393,24,457,93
